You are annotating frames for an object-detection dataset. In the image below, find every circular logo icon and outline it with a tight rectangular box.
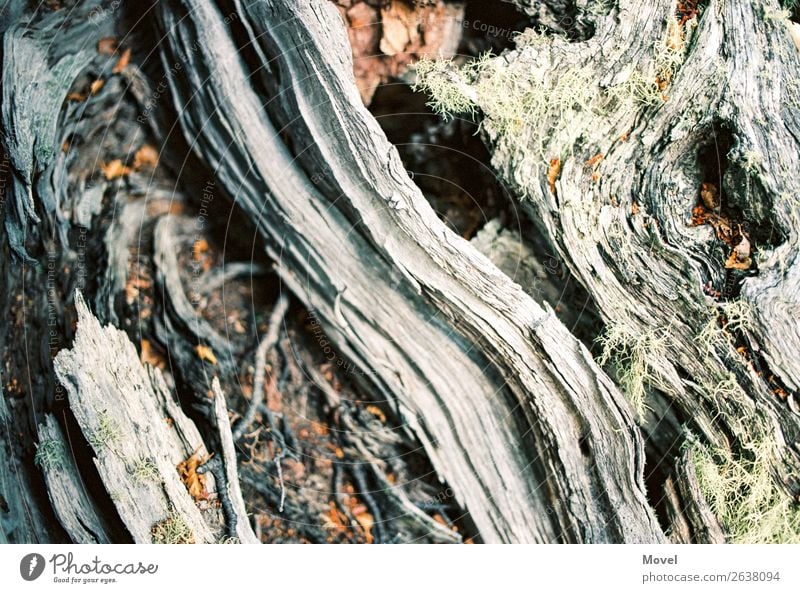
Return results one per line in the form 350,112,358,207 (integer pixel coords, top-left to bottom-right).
20,553,46,581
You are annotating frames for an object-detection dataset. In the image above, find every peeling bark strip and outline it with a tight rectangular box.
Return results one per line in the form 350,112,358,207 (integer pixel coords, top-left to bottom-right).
155,0,662,543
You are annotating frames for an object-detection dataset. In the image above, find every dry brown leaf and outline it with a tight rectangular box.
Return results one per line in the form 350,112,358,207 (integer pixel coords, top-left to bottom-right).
666,17,683,51
101,159,131,180
724,226,752,270
195,344,218,365
67,92,87,102
380,2,418,56
90,79,105,95
355,511,374,544
176,448,211,502
133,144,159,170
112,48,131,74
700,182,719,210
97,37,117,55
323,502,348,534
140,339,165,369
724,250,752,270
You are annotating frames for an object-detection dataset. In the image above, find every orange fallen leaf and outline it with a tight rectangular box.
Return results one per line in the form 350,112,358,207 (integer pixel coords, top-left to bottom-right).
112,48,131,74
586,152,604,168
101,159,131,180
355,511,374,544
196,344,218,365
176,448,211,502
547,158,561,196
631,202,640,215
192,239,209,261
366,404,386,423
323,502,348,534
724,251,751,270
133,144,159,170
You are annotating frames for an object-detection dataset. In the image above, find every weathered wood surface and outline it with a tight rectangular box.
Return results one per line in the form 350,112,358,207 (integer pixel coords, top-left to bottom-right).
155,0,664,543
4,0,799,545
36,414,112,544
0,380,54,544
447,0,800,540
54,293,239,543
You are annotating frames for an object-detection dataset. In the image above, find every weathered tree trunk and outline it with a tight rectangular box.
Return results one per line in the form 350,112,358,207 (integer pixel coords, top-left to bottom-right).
1,0,798,545
434,0,800,542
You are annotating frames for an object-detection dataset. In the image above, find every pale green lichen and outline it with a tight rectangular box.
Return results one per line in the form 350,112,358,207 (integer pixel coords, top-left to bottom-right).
700,372,742,402
597,323,670,419
151,510,195,544
692,440,800,543
35,438,67,471
412,57,478,120
130,456,160,485
414,13,689,174
414,42,598,163
88,411,122,451
695,300,755,352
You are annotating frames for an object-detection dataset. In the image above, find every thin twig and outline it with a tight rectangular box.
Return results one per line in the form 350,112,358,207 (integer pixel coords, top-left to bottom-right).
351,463,385,544
275,450,286,513
233,294,290,441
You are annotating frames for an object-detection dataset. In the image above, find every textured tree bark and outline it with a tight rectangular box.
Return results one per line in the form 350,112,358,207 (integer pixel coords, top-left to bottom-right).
152,0,663,543
443,0,800,542
2,0,797,545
